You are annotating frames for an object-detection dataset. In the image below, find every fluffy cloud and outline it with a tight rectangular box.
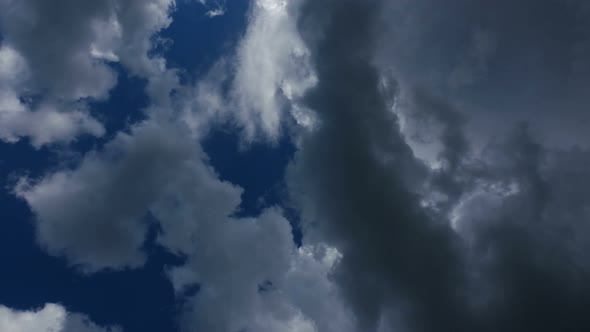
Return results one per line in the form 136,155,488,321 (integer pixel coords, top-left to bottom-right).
290,3,467,331
188,0,316,141
15,121,195,271
0,0,177,146
0,45,104,147
147,127,352,331
0,303,121,332
15,114,353,331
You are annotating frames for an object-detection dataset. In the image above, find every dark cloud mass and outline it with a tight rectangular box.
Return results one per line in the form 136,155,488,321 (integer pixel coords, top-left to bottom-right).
290,0,590,331
293,1,469,331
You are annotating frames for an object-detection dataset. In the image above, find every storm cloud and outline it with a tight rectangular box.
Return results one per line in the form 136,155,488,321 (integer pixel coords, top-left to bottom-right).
288,0,590,331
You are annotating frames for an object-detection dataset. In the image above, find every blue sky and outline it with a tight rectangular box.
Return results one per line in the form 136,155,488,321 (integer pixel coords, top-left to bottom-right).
2,1,590,332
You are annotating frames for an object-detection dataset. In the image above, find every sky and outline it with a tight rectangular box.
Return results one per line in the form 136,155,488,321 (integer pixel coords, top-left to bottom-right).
1,0,590,331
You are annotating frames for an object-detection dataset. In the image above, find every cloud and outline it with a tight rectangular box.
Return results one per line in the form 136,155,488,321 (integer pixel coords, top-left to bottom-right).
148,134,352,331
448,28,497,89
0,45,104,147
188,0,316,141
0,303,121,332
290,2,469,331
0,0,177,146
282,245,355,332
15,120,196,272
9,0,590,331
288,0,590,331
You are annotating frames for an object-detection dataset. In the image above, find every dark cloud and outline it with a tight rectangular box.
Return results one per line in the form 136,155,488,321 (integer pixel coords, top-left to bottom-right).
291,0,590,331
375,0,590,149
459,126,590,331
292,1,470,331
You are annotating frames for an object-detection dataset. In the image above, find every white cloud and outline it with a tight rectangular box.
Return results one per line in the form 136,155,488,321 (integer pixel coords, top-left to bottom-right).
283,245,355,332
12,111,351,330
187,0,316,141
15,120,195,272
151,160,304,331
0,303,121,332
200,0,226,18
230,0,315,140
0,0,178,147
155,169,354,331
0,45,105,147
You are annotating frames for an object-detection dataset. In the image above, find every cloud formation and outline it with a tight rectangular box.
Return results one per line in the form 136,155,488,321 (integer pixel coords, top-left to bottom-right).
0,0,177,146
0,303,121,332
287,1,590,331
15,121,200,271
189,0,316,141
8,0,590,331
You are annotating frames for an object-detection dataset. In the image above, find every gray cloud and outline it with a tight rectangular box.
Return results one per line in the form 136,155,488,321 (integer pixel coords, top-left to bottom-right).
0,0,177,146
288,0,590,331
0,303,122,332
15,121,195,272
291,1,470,331
451,125,590,331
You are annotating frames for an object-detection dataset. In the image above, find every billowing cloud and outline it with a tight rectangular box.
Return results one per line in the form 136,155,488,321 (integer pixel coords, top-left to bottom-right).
374,0,590,150
0,303,121,332
15,121,195,271
15,113,354,331
0,0,177,146
188,0,316,141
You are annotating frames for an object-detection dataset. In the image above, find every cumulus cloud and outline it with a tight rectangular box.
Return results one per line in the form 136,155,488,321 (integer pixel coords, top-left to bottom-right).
14,115,354,332
146,127,353,331
0,303,121,332
0,45,104,147
374,0,590,150
0,0,177,146
15,121,195,271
